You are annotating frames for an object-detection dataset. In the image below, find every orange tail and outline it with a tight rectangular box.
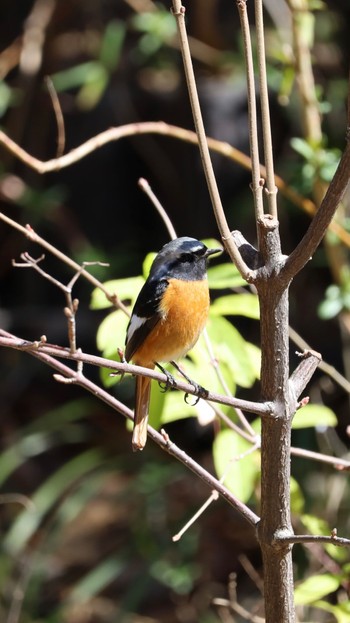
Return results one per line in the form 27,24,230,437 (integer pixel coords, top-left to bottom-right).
132,373,152,451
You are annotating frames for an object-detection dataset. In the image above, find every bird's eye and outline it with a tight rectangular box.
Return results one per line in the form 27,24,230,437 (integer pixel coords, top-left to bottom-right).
179,252,193,263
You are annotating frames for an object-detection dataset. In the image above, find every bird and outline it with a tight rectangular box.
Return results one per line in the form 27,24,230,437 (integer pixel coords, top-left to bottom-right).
124,236,221,451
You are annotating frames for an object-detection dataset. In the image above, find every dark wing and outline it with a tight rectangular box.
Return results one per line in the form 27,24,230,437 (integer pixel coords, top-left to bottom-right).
125,277,168,362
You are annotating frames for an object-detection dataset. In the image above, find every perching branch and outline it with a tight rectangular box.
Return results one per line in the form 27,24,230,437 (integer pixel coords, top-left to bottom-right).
0,329,260,528
0,330,273,418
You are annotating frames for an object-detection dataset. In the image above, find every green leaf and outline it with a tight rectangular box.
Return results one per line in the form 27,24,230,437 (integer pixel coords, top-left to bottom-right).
290,476,305,515
312,600,350,623
290,137,315,160
318,297,343,319
301,514,349,563
52,61,105,92
90,276,144,309
292,404,337,429
301,513,330,536
185,336,236,395
96,309,129,357
212,429,259,502
99,20,125,71
142,252,156,279
0,399,92,486
245,342,261,380
210,294,259,319
294,574,340,605
207,263,247,289
69,554,125,604
4,449,105,555
207,316,259,388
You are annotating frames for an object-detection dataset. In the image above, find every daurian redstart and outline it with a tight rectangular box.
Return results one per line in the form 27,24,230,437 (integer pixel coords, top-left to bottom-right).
125,237,220,450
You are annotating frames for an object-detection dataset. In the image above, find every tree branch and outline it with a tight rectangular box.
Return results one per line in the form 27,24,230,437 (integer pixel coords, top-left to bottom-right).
0,330,260,528
282,129,350,281
254,0,278,218
170,0,252,281
1,123,350,245
236,0,264,223
0,330,273,418
277,533,350,547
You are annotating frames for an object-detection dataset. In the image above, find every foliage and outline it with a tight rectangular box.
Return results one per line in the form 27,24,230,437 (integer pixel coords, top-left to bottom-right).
0,1,349,622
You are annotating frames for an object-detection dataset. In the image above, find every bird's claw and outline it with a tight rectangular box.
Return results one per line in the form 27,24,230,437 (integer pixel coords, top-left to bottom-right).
184,382,208,405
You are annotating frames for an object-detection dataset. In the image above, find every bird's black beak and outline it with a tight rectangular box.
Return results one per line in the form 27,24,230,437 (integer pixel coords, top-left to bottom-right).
205,247,222,259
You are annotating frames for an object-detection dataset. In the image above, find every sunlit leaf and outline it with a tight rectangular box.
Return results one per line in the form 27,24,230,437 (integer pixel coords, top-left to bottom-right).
294,574,340,605
142,252,156,279
90,277,144,309
290,476,305,515
207,263,247,289
96,309,129,356
210,294,259,319
207,316,258,388
292,404,337,429
213,429,259,502
312,600,350,623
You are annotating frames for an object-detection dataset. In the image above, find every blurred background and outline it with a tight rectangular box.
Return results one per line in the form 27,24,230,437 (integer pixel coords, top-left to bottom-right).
0,1,349,621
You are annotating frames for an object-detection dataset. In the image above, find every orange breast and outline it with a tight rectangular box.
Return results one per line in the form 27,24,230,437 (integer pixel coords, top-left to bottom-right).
133,278,210,366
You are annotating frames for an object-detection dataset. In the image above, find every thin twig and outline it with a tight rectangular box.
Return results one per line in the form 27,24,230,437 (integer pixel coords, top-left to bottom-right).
203,329,258,437
254,0,278,218
236,0,264,224
138,177,177,240
0,332,260,527
173,440,260,541
12,253,109,355
0,494,35,512
0,330,274,418
282,117,350,282
170,1,252,280
1,123,350,245
0,211,129,314
213,598,265,623
289,325,350,394
290,445,350,470
45,75,65,157
172,490,219,542
277,533,350,547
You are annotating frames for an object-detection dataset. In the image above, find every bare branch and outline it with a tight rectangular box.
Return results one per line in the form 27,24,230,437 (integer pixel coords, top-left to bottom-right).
289,348,322,401
277,533,350,547
1,123,350,245
282,131,350,281
0,330,273,418
290,446,350,471
254,0,278,218
45,75,65,157
138,177,177,240
235,0,264,223
0,331,260,527
0,211,129,313
289,326,350,394
170,0,252,281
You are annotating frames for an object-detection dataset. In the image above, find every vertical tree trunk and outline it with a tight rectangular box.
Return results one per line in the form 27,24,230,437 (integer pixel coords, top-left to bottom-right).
256,217,296,623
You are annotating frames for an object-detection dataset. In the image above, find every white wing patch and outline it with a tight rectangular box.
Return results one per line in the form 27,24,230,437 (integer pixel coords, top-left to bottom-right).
127,314,146,343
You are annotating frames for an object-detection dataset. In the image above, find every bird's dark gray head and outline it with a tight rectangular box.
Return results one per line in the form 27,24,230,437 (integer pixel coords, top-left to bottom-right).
149,237,221,282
